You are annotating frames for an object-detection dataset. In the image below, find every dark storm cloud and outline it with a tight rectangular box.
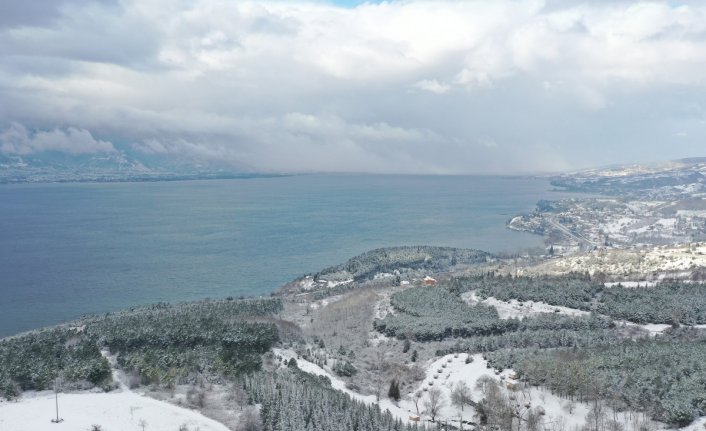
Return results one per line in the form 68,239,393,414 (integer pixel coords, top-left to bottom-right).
0,0,120,29
0,1,160,68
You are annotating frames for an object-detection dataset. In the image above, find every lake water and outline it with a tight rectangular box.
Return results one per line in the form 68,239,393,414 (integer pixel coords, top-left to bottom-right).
1,174,571,337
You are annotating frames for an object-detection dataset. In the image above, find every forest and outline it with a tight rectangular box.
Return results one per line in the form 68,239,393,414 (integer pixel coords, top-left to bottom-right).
6,264,706,430
372,276,706,427
374,286,616,342
485,334,706,426
244,368,430,431
0,298,282,399
374,287,504,341
315,246,490,283
452,274,706,325
0,327,110,398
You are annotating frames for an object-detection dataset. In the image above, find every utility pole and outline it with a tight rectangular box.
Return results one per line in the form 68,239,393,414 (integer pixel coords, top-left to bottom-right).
51,377,63,423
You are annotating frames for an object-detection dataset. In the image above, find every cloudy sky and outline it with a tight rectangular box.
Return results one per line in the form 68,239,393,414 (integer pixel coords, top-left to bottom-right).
1,0,706,174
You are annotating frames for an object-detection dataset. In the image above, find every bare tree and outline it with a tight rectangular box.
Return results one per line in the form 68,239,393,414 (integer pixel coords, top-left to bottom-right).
563,401,576,415
475,375,496,395
187,385,207,408
138,419,148,431
451,381,473,411
423,387,445,423
587,374,607,431
237,407,263,431
525,408,542,431
605,419,624,431
473,376,514,430
232,383,249,411
373,375,384,402
451,381,473,430
409,390,423,415
372,349,387,402
586,405,606,431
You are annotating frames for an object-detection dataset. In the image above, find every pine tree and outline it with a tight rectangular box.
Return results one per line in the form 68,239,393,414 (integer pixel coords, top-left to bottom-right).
388,379,400,401
411,350,418,362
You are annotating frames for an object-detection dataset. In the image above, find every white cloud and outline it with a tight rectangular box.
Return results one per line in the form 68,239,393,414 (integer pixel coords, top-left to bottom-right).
413,79,450,94
0,122,115,155
1,0,706,173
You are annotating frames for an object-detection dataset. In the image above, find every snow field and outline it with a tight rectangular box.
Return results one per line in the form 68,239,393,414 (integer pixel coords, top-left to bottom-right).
0,391,231,431
408,353,592,429
464,290,705,336
0,349,232,431
461,291,590,319
274,348,593,429
524,242,706,277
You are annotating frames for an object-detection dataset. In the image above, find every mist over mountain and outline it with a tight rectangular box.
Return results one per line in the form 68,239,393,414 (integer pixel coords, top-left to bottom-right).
0,138,260,183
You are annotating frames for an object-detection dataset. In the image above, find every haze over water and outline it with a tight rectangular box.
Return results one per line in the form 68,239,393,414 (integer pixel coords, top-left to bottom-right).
1,175,575,337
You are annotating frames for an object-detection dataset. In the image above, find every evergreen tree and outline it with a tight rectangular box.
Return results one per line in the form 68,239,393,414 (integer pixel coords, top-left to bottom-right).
388,378,400,401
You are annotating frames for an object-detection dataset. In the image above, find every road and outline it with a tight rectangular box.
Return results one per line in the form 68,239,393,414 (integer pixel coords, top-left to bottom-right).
547,216,598,248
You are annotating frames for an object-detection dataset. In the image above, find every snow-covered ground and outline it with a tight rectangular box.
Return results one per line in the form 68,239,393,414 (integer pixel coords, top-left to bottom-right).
308,296,339,310
274,347,699,430
616,321,673,335
299,275,316,290
409,353,592,429
274,348,594,429
463,290,705,336
679,417,706,431
677,210,706,217
462,291,590,319
373,292,396,319
0,391,231,431
617,320,706,336
604,281,658,288
520,243,706,278
324,278,354,288
0,350,232,431
603,217,640,234
273,348,379,405
640,323,673,334
373,272,395,280
296,276,353,292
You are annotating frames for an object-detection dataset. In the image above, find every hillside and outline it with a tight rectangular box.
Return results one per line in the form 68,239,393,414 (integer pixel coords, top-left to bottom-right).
4,245,706,430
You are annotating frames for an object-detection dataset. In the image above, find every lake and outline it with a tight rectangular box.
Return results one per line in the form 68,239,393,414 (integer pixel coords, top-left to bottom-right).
0,174,572,337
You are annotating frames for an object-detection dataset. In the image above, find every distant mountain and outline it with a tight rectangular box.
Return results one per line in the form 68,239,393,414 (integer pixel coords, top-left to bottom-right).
0,150,279,183
677,157,706,165
550,156,706,198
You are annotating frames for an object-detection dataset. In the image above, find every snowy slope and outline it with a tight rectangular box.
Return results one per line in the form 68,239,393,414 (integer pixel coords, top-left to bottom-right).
0,391,231,431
